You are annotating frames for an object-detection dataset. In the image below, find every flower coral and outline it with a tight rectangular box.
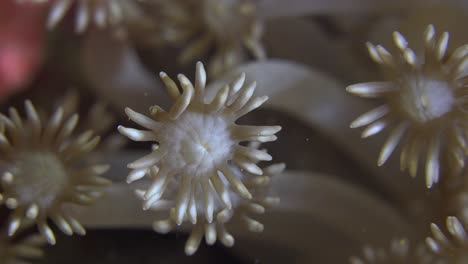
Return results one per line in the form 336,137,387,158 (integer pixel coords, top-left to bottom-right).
0,232,47,264
149,162,284,255
350,238,438,264
156,0,265,76
347,25,468,188
426,216,468,263
0,100,111,245
118,62,281,237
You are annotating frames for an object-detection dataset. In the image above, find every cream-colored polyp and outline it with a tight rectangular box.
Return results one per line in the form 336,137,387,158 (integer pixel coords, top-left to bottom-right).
347,25,468,188
0,100,111,245
118,62,281,253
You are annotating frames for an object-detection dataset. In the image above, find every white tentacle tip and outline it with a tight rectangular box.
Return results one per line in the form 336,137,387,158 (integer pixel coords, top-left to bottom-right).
185,244,198,256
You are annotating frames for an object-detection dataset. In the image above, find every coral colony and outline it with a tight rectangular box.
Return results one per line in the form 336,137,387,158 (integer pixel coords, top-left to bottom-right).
2,0,468,263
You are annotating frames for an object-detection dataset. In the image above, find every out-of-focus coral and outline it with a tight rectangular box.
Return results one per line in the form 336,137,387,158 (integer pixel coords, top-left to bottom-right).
58,90,114,134
426,216,468,263
0,232,47,264
368,4,468,57
23,0,151,35
155,0,265,77
263,18,376,84
347,25,468,188
257,0,460,18
0,100,111,245
350,238,439,264
55,90,126,151
0,0,46,101
444,188,468,226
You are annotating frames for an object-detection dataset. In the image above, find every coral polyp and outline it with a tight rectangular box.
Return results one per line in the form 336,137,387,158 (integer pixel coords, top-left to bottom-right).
156,0,265,76
0,100,111,245
118,62,281,233
149,162,284,255
347,25,468,188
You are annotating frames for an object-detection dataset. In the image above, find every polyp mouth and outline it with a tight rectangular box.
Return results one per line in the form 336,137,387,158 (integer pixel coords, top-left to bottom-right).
399,77,455,123
9,151,68,208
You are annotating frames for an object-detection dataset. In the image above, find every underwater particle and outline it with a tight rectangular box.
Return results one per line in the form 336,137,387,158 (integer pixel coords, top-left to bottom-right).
0,232,47,264
426,216,468,263
118,61,281,232
22,0,146,34
147,162,285,255
0,100,111,245
350,238,439,264
347,24,468,188
156,0,265,76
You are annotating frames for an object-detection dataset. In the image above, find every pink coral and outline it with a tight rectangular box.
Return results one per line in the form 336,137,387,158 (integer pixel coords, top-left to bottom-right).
0,0,46,100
